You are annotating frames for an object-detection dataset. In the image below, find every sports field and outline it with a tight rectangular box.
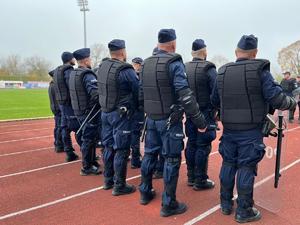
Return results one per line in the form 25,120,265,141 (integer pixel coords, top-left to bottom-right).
0,89,52,120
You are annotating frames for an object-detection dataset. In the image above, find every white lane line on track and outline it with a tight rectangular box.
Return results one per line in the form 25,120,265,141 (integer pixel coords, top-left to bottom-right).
0,135,52,144
183,158,300,225
1,125,300,180
0,121,52,128
0,152,217,179
0,173,141,221
1,155,300,221
0,128,50,135
0,160,80,179
0,126,299,178
0,147,53,157
0,143,79,157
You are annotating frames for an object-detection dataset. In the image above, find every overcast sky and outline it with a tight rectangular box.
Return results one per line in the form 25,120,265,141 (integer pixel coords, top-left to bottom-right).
1,0,300,72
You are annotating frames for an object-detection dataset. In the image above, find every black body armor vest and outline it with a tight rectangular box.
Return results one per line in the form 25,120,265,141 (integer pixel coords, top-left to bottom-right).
97,59,133,112
69,67,92,116
141,53,182,120
48,81,59,114
53,65,73,104
217,59,270,130
185,60,216,108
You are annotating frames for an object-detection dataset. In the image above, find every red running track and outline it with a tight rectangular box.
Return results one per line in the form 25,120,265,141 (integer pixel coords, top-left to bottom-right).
0,117,300,225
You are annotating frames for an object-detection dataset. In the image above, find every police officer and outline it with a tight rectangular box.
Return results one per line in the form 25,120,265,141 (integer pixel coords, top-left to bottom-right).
150,47,165,180
130,57,144,169
211,35,297,223
69,48,101,176
53,52,79,162
97,39,139,195
184,39,217,190
48,70,64,153
280,71,297,122
139,29,207,217
93,57,110,152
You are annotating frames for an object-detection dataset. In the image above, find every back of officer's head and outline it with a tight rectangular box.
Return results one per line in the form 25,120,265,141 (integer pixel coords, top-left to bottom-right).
108,39,127,62
191,39,207,60
73,48,92,69
235,35,258,60
61,52,75,66
132,57,143,73
157,29,177,53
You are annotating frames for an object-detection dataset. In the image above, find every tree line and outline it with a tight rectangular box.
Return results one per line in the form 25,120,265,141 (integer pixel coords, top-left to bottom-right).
0,41,299,82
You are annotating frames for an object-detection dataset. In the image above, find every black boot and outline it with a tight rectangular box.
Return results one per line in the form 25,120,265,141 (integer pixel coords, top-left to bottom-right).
65,151,79,162
187,169,195,186
112,183,136,196
160,201,187,217
235,207,261,223
55,146,64,153
140,189,156,205
193,178,215,190
80,165,102,176
220,199,234,215
112,150,136,196
103,181,114,190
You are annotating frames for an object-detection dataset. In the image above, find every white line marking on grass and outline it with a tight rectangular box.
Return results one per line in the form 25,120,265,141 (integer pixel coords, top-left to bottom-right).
183,158,300,225
0,147,53,157
0,135,52,144
0,160,80,179
0,128,50,135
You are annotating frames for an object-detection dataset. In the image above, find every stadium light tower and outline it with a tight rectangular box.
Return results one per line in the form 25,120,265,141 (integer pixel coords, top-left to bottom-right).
77,0,89,48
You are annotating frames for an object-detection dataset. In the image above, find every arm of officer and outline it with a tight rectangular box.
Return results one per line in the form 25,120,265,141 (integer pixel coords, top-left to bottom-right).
261,70,296,110
210,78,220,109
64,68,72,89
83,73,99,105
122,68,140,108
208,67,217,92
138,79,144,111
169,60,207,130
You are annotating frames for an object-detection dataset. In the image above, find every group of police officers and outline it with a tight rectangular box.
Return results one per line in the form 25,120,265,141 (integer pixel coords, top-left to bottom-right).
48,29,297,223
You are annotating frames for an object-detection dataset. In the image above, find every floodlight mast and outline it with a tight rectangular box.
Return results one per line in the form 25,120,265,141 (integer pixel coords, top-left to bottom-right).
77,0,89,48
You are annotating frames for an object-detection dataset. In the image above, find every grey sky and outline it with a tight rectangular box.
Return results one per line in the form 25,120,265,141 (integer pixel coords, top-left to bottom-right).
1,0,300,72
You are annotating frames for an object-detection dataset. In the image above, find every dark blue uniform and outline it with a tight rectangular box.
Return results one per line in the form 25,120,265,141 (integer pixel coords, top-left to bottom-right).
130,107,144,168
76,71,100,170
280,77,297,121
185,59,217,184
59,67,81,151
101,67,139,187
211,59,283,217
140,49,188,208
48,79,64,152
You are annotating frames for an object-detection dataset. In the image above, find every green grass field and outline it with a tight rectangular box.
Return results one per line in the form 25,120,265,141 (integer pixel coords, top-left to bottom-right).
0,89,52,120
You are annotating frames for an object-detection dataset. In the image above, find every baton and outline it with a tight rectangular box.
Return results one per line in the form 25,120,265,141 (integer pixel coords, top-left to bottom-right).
88,109,101,123
141,116,147,142
76,104,97,135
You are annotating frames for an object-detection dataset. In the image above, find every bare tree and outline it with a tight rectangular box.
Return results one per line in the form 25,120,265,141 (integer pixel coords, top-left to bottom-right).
0,54,22,76
24,56,51,78
210,55,229,69
90,43,109,67
278,40,300,76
